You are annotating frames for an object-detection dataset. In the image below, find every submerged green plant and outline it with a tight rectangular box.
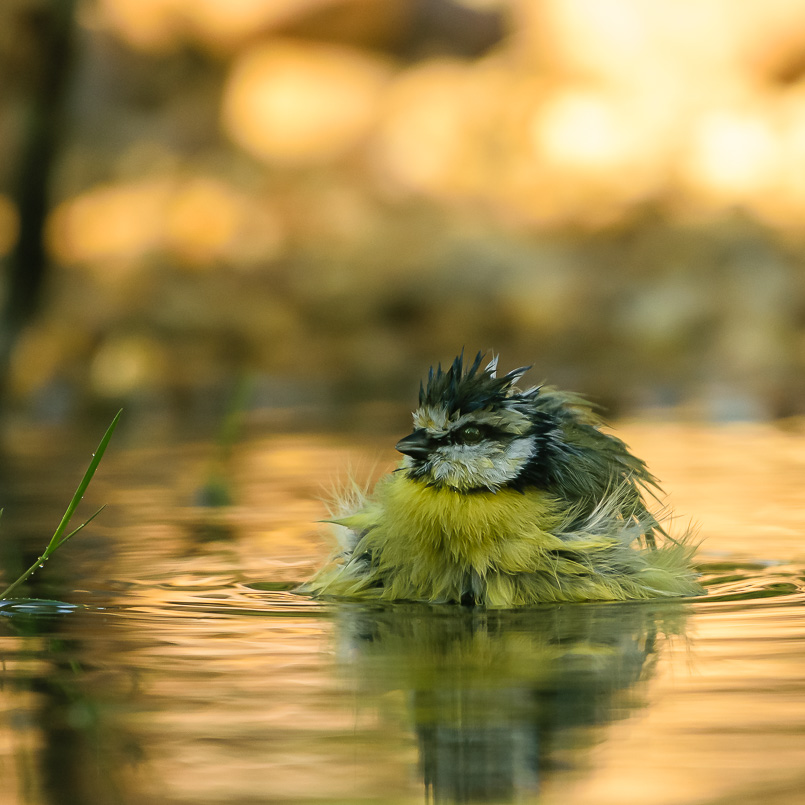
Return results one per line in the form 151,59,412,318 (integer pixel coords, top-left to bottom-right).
0,409,122,600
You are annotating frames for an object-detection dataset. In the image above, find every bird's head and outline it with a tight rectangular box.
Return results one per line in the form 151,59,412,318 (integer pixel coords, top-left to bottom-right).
396,352,546,492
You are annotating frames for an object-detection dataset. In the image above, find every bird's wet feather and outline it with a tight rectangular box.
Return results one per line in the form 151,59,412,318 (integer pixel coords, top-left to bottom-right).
305,351,703,607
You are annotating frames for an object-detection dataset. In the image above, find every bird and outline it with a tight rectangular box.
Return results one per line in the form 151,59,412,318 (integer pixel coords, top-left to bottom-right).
306,351,702,607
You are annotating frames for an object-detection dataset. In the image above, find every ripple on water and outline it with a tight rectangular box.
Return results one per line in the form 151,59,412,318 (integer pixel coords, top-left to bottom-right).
697,560,805,605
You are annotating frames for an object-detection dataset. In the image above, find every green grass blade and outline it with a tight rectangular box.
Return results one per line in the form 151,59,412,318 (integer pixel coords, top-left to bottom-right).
0,412,121,601
0,505,107,601
51,505,106,551
48,409,121,552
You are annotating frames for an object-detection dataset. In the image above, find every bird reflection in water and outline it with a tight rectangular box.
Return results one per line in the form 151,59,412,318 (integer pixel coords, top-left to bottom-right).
334,601,686,804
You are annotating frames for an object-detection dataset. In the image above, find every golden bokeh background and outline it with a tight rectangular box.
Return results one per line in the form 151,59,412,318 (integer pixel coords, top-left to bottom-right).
4,0,805,426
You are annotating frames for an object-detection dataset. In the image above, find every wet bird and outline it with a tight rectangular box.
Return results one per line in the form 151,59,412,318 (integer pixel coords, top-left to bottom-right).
307,352,702,607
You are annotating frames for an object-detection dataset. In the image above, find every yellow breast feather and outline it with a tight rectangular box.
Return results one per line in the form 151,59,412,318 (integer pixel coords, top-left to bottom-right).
309,471,701,607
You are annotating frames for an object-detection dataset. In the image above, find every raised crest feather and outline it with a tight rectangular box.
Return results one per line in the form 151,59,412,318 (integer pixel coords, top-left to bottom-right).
419,351,533,417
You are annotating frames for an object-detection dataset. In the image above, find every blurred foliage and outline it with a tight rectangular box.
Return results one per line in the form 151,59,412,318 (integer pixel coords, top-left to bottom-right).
3,0,805,428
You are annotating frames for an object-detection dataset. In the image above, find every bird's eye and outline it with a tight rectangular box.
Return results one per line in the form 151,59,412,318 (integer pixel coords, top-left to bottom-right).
457,425,483,445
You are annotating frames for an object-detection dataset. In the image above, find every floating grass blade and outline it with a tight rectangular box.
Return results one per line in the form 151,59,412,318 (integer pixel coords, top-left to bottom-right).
0,410,122,600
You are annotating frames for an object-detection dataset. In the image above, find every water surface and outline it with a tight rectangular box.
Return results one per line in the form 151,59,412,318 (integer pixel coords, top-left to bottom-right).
0,423,804,804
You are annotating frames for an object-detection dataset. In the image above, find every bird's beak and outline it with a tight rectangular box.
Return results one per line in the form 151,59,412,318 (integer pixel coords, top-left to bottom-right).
395,429,433,459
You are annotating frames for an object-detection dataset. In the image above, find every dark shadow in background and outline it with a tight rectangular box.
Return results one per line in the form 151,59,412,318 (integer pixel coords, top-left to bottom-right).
0,0,77,401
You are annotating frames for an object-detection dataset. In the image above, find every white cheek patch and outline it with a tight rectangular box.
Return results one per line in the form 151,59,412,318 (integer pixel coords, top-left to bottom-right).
429,435,537,491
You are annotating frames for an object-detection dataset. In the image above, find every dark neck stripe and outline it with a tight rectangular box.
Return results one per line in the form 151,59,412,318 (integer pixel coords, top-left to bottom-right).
499,412,559,492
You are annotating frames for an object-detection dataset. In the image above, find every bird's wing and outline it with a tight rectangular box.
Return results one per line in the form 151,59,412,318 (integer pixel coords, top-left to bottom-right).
534,389,664,544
